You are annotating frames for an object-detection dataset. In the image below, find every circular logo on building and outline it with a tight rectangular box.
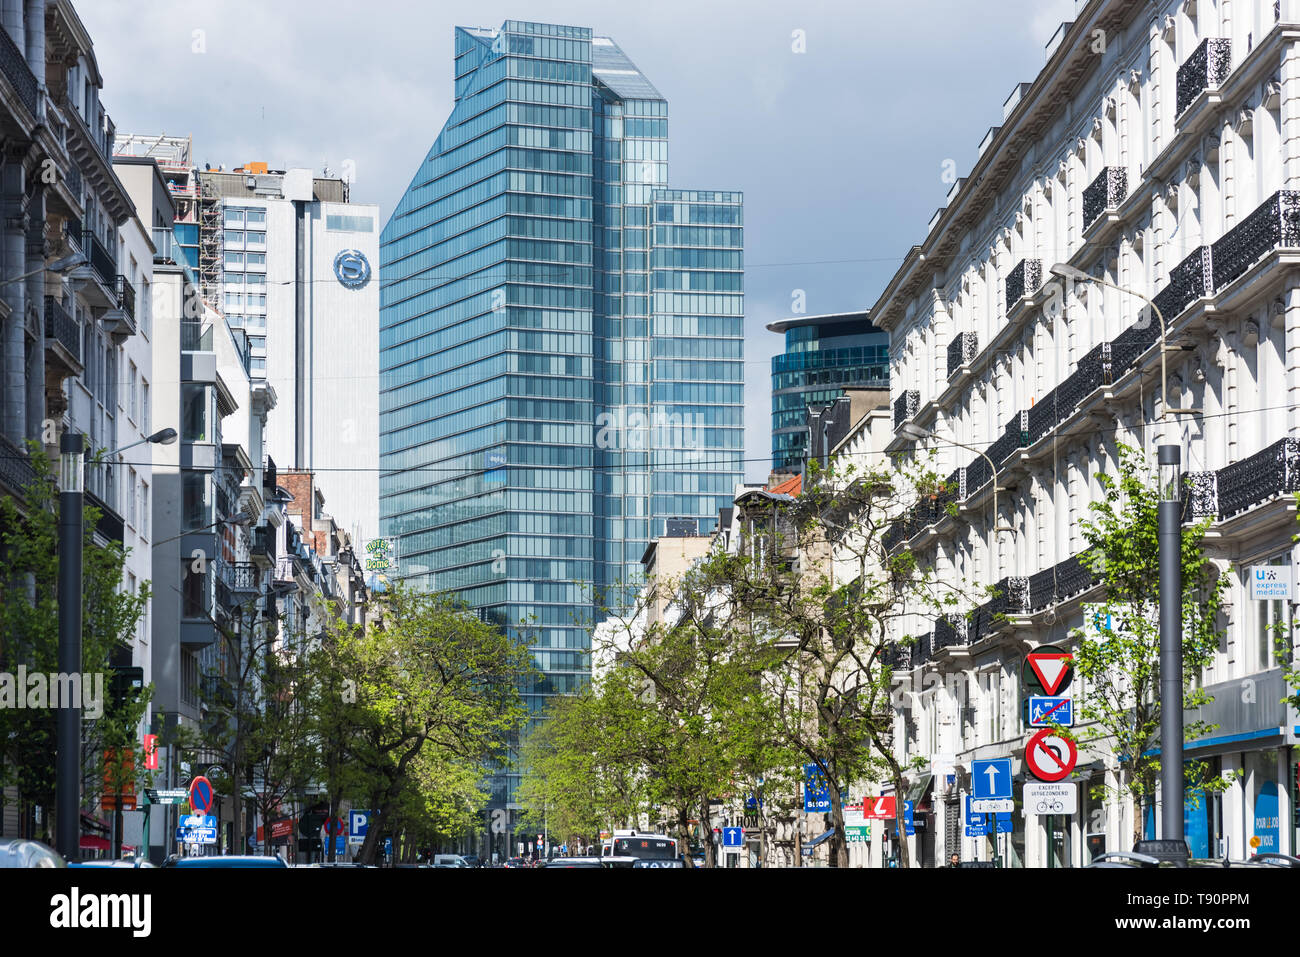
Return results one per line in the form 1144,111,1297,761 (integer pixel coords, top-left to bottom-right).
333,248,371,289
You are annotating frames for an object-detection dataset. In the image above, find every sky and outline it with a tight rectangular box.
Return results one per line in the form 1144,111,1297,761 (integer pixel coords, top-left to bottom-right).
81,0,1077,484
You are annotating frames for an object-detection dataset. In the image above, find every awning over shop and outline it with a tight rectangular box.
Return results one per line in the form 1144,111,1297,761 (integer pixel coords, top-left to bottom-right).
802,829,834,852
907,773,933,809
79,835,135,852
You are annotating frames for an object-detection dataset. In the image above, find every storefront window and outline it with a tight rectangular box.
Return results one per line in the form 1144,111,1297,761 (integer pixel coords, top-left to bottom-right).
1184,757,1223,859
1245,750,1282,856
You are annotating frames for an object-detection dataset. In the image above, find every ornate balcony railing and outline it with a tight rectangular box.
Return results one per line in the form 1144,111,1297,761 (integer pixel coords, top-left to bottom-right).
0,434,40,498
81,223,117,288
0,23,38,117
1176,37,1232,117
1027,392,1058,446
253,525,276,564
43,296,79,362
1110,306,1162,378
1005,258,1042,305
115,275,136,322
933,614,966,651
964,453,992,497
986,412,1028,467
893,390,920,431
1152,245,1213,326
1215,437,1300,520
1082,166,1128,231
1185,470,1219,520
934,468,962,516
947,332,978,378
1210,190,1300,293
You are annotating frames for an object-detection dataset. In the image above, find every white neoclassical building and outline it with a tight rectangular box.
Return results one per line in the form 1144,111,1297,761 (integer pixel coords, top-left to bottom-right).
875,0,1300,867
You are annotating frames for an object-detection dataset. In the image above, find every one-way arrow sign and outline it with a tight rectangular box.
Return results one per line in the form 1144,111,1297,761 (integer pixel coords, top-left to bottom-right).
971,758,1012,801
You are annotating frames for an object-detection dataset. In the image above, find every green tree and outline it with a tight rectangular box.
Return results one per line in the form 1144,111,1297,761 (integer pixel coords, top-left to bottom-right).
323,585,534,865
0,444,151,845
1071,443,1230,844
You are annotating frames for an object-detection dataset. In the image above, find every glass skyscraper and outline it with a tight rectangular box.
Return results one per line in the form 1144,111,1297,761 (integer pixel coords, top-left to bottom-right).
768,311,888,474
379,21,743,806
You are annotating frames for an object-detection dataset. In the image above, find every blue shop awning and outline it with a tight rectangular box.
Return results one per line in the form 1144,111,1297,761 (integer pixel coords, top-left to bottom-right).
801,830,834,855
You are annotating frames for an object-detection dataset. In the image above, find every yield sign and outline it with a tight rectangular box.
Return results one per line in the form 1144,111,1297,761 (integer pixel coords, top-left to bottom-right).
1027,652,1073,696
863,796,896,819
1025,728,1077,782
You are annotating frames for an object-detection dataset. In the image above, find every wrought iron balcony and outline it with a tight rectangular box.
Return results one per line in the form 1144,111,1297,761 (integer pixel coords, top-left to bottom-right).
1005,258,1042,305
43,296,80,364
81,224,117,289
964,453,992,497
1215,437,1300,520
0,22,38,117
1026,390,1059,446
1150,245,1213,329
1185,470,1219,520
986,412,1028,467
933,613,967,651
1082,167,1128,231
1210,190,1300,293
1176,37,1232,117
934,468,962,515
230,562,259,593
947,332,978,378
252,525,276,566
115,275,136,323
0,434,39,499
893,389,919,431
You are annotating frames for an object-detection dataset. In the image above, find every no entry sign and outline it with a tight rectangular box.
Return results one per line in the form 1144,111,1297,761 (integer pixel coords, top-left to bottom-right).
1025,729,1076,782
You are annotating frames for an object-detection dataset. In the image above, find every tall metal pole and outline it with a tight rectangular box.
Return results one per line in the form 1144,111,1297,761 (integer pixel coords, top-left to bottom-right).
1158,444,1184,844
56,430,84,860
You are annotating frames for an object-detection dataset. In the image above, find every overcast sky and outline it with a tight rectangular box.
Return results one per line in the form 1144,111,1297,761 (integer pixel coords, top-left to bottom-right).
82,0,1076,483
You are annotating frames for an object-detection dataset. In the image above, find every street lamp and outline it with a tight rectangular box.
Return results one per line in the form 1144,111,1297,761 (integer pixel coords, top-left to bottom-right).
93,428,180,460
1048,264,1201,420
1157,444,1184,845
898,421,1015,536
0,251,86,289
56,425,179,861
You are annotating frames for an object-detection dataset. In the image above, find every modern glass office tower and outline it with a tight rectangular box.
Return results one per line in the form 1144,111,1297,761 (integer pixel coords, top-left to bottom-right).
379,21,743,805
767,311,888,474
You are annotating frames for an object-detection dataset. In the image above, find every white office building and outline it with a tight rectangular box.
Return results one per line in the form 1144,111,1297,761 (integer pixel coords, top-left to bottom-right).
877,0,1300,866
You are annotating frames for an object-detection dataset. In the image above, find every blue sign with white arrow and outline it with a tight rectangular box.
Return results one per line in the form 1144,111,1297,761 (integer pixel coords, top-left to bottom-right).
722,826,744,848
972,758,1013,801
902,800,915,836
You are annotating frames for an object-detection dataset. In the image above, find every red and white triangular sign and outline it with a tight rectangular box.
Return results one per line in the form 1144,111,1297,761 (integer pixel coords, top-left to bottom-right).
1027,652,1073,695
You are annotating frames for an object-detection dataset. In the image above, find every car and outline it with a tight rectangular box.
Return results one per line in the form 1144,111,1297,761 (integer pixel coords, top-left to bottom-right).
541,856,604,868
0,837,66,868
461,854,483,868
504,856,528,868
432,854,470,868
1247,852,1300,868
68,858,157,868
161,854,288,868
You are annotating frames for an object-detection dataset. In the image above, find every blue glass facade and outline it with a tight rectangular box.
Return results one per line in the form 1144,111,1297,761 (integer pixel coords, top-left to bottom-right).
379,21,742,804
768,312,888,473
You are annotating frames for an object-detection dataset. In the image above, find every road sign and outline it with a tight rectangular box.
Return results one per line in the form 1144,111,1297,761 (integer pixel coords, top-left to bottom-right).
902,800,915,836
1028,696,1074,727
1024,781,1077,815
863,796,895,819
182,814,217,829
348,810,370,845
189,776,213,815
964,795,989,836
143,734,159,770
144,787,188,805
971,758,1012,801
1026,651,1073,696
803,764,830,812
1025,728,1077,782
176,825,217,845
323,817,347,837
970,798,1014,813
722,826,744,848
384,838,392,856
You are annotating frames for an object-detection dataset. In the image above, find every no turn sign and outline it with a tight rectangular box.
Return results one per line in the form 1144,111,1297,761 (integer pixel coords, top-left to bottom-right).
1025,728,1077,782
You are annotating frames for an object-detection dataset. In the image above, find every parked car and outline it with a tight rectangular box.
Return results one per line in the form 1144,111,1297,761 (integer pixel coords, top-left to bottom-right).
504,856,528,868
161,854,288,868
461,854,483,868
432,854,470,868
68,858,156,868
0,838,66,868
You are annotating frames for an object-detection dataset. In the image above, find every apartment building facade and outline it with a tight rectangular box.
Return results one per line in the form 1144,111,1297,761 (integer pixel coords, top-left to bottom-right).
878,0,1300,866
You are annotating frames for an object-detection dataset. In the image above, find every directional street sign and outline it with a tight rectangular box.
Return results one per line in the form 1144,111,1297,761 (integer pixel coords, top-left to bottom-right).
1026,651,1073,696
863,796,895,819
1024,781,1078,815
1025,728,1077,782
902,800,915,837
1028,696,1074,727
971,758,1012,801
182,814,217,829
722,826,744,848
176,825,217,845
144,788,188,805
964,795,989,837
970,798,1014,813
